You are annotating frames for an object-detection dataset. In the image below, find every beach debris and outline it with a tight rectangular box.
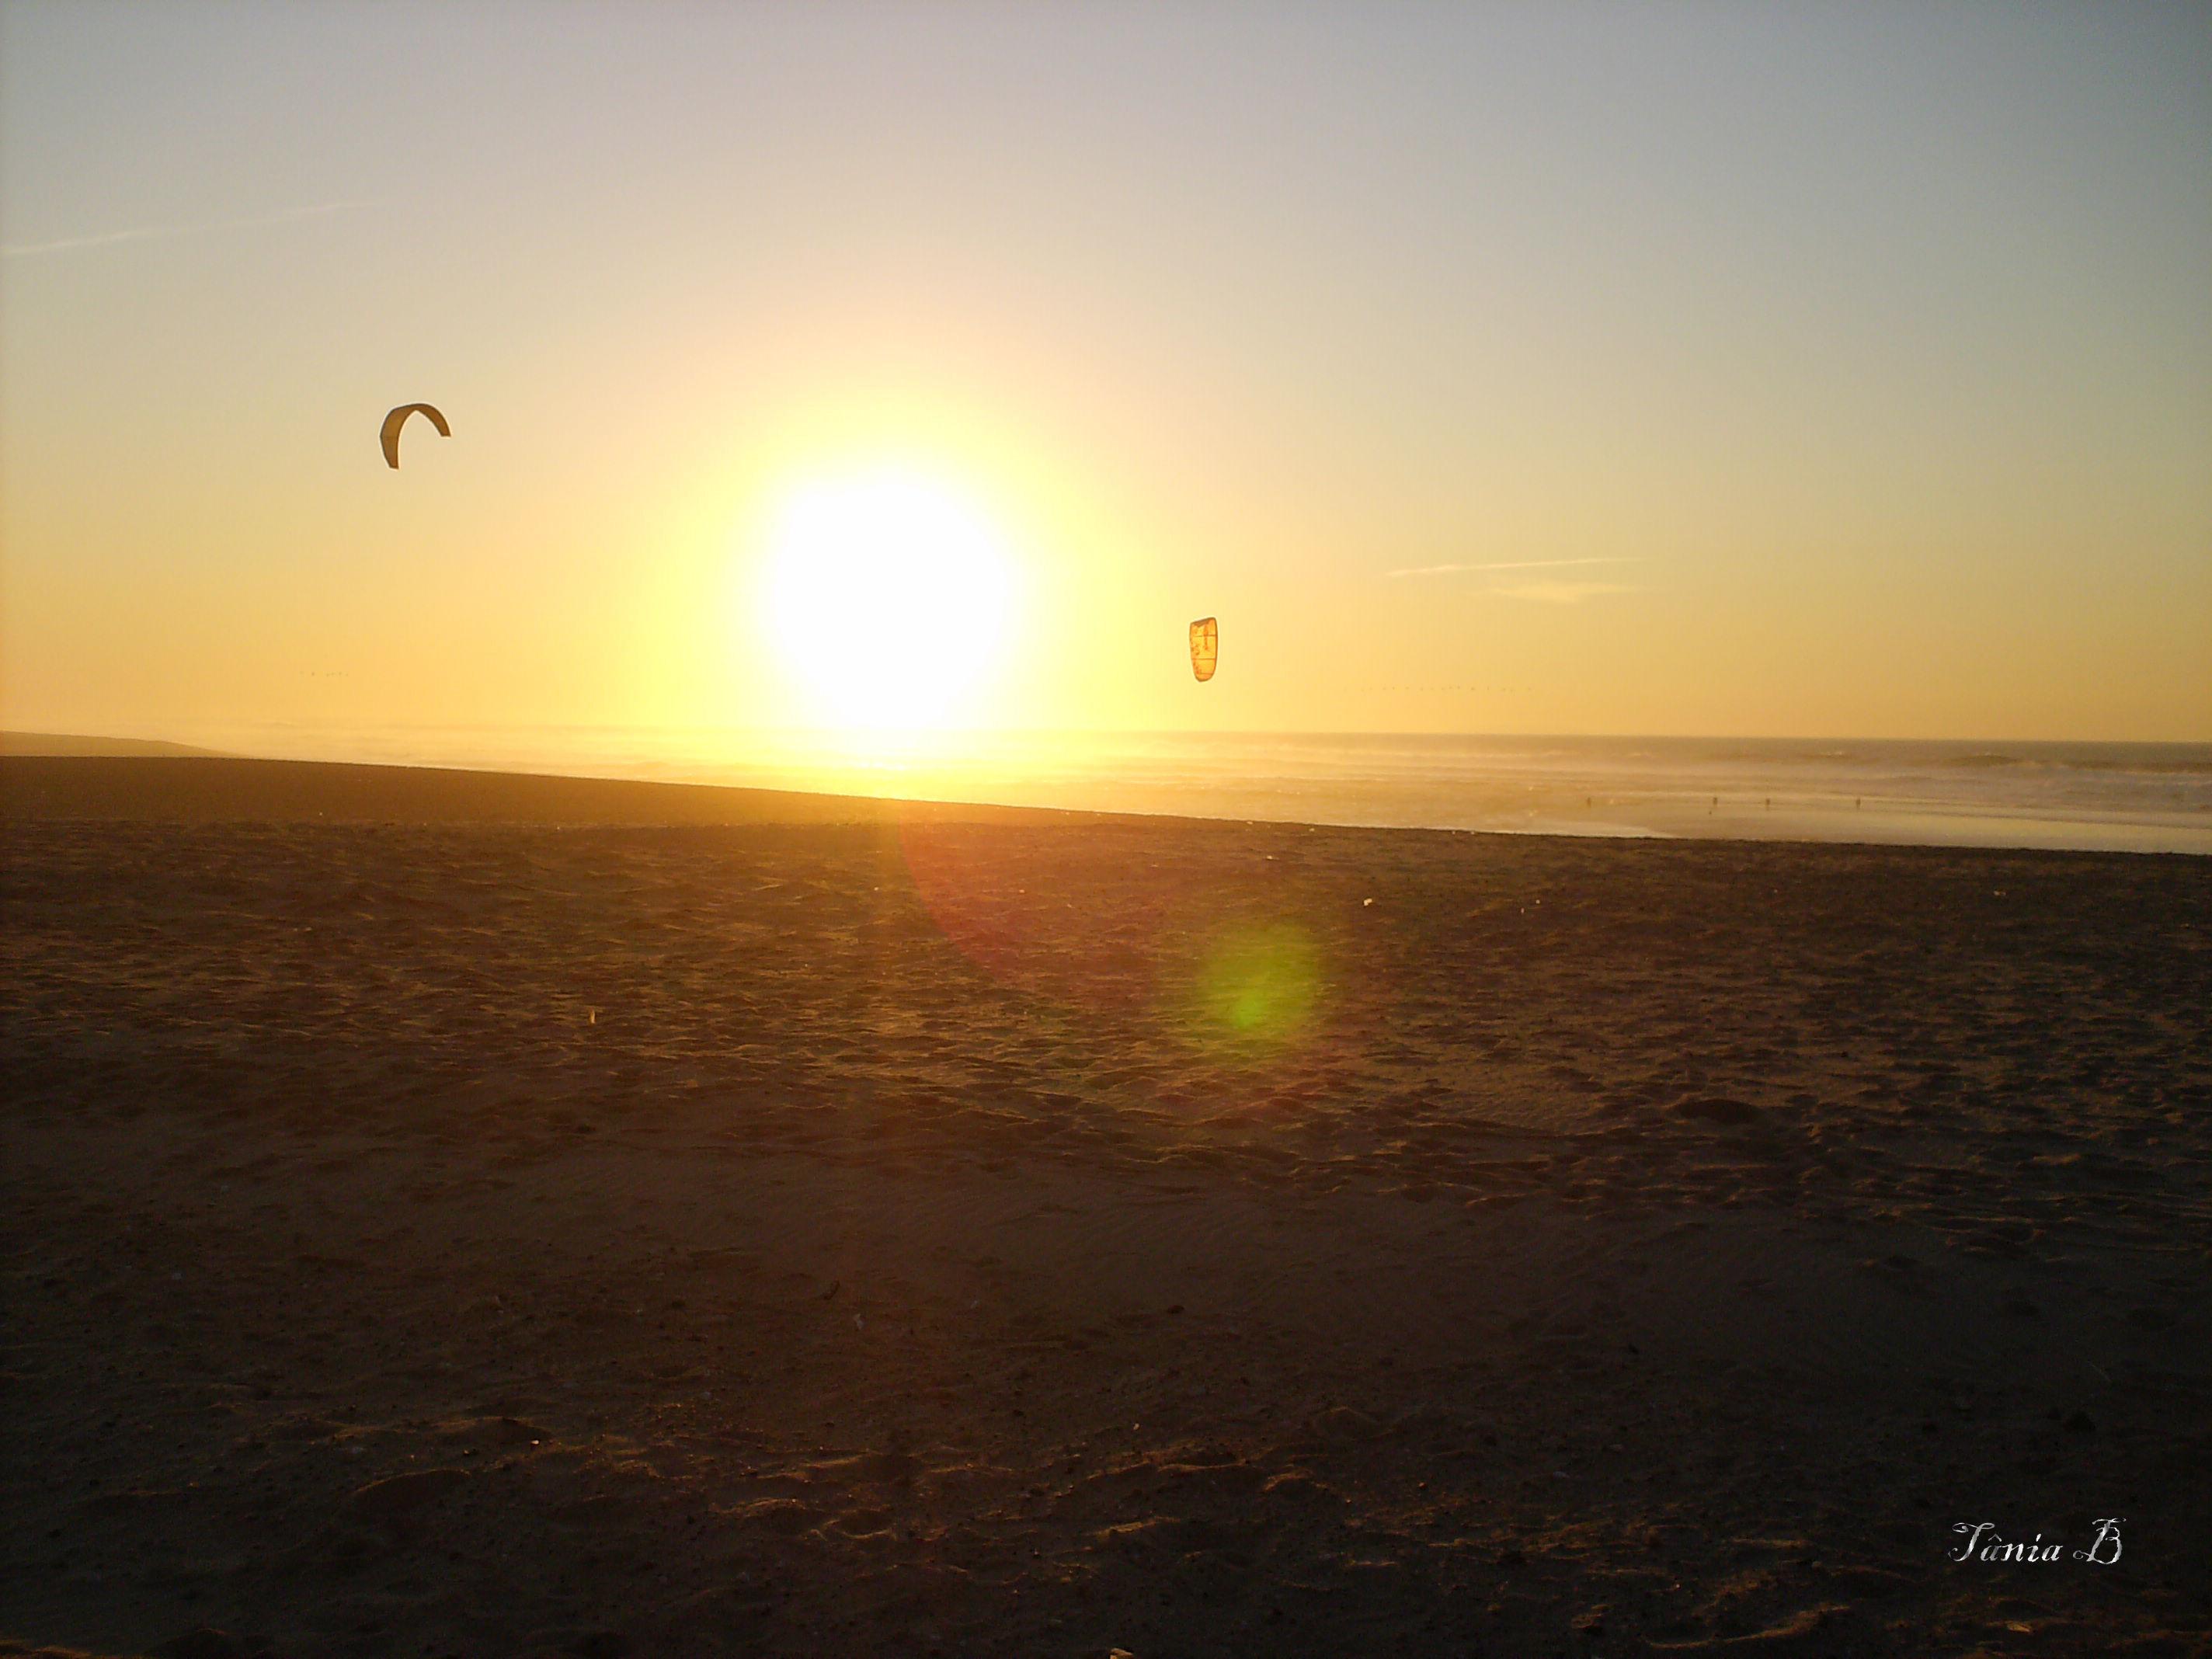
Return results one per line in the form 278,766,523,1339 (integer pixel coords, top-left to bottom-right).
380,402,450,468
1188,616,1219,681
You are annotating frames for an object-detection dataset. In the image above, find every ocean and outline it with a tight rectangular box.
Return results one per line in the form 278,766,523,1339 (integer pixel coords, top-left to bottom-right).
107,725,2212,855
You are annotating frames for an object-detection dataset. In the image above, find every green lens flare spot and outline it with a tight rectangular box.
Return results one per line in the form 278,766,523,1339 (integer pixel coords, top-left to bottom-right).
1193,923,1322,1048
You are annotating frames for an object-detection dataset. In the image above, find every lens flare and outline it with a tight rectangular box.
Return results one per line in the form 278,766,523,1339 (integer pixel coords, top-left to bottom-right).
1189,923,1322,1049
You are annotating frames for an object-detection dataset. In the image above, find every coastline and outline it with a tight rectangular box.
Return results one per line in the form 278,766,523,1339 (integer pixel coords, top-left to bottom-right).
5,746,2208,855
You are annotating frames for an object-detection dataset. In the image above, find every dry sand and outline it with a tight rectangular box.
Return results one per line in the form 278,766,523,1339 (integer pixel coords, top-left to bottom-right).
3,757,2208,1657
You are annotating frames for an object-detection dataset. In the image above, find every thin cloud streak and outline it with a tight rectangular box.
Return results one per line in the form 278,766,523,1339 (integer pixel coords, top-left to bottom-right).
1387,556,1646,578
2,200,355,259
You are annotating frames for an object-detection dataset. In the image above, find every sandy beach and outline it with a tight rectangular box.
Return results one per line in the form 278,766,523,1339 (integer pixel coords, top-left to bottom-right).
3,756,2207,1657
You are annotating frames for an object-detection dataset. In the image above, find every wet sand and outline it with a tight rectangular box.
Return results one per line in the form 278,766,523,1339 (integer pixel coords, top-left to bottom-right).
3,757,2208,1657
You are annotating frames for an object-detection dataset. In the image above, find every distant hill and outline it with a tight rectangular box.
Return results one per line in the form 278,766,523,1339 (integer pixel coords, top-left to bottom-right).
1,731,228,757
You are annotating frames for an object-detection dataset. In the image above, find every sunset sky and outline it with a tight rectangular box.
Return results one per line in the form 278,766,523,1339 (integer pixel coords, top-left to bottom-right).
4,1,2207,746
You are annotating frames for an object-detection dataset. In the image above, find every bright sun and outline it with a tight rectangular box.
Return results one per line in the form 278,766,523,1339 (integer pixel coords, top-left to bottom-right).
761,468,1018,736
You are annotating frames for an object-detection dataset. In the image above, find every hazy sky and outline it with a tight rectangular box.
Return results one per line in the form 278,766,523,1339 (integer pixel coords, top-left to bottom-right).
4,0,2207,743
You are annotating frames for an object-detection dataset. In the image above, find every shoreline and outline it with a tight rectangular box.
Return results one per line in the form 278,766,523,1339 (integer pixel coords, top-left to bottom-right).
5,752,2207,857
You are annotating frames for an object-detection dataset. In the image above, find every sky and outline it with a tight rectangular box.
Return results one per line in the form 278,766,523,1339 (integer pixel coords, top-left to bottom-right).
2,0,2207,746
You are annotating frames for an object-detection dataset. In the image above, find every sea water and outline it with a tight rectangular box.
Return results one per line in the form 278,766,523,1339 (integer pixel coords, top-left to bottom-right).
141,725,2212,855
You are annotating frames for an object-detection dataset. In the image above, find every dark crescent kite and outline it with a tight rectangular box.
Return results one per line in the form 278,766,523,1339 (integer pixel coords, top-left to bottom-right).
381,403,450,468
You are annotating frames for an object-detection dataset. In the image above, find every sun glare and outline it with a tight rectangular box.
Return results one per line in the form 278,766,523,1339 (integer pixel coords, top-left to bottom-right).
760,468,1018,736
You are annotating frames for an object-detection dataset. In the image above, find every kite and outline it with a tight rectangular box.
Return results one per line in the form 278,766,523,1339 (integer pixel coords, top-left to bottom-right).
1189,617,1218,682
381,403,450,468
